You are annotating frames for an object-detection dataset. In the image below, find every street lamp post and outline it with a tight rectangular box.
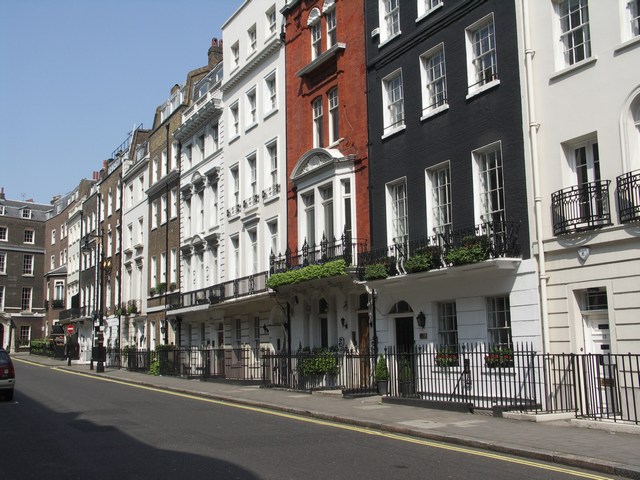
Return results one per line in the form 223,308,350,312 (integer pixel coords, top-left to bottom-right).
82,232,109,373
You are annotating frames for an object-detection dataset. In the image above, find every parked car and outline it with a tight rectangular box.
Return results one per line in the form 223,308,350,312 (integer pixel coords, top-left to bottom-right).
0,348,15,401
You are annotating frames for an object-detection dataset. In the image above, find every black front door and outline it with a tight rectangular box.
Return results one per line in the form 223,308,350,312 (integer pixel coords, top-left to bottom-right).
395,316,414,353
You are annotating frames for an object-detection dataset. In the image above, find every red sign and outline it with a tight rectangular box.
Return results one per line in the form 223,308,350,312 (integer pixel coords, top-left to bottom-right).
66,325,74,335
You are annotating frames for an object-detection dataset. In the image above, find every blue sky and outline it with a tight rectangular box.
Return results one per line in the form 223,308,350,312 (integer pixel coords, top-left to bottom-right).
0,0,241,205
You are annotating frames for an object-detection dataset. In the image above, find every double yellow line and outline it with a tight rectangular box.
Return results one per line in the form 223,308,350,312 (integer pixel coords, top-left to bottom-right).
21,361,613,480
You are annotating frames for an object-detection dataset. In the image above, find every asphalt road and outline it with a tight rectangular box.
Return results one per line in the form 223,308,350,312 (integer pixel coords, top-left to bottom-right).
2,361,622,480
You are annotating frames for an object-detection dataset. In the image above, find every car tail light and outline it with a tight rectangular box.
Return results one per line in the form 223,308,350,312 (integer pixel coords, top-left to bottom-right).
8,363,15,378
2,364,14,378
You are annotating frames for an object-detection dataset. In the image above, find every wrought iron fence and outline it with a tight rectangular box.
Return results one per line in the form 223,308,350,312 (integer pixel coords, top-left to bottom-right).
262,344,640,424
105,346,263,381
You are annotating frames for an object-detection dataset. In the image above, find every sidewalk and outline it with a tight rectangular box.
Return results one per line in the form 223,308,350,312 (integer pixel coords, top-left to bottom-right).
14,353,640,479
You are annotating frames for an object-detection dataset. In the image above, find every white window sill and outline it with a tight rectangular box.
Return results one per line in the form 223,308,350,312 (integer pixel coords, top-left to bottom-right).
381,124,406,140
614,35,640,55
416,4,443,24
378,31,402,50
245,122,258,134
549,56,597,83
263,108,278,121
328,137,344,149
420,104,449,122
228,134,240,145
466,79,500,100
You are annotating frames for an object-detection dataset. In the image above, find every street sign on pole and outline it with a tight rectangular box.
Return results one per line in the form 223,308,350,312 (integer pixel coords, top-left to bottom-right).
66,324,74,335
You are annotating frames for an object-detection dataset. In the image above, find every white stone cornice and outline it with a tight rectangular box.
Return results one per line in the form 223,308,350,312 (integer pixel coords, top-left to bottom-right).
222,36,282,93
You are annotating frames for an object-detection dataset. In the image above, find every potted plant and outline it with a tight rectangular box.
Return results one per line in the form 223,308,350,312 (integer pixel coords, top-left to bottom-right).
149,287,157,297
169,282,177,291
398,357,414,397
156,282,167,294
375,354,389,395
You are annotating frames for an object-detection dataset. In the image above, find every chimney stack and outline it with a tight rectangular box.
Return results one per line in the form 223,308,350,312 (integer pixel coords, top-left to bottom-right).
0,187,5,201
208,37,223,67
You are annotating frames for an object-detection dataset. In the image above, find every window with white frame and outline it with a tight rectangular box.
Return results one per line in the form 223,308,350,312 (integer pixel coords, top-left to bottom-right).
266,5,277,36
151,200,158,229
303,192,316,246
246,88,257,126
267,141,278,188
184,144,192,170
265,72,277,112
427,162,452,234
197,135,205,161
342,179,353,240
152,157,158,185
420,44,448,114
248,24,257,54
625,0,640,40
380,0,400,42
418,0,443,19
212,123,220,151
184,196,192,236
267,219,278,257
210,180,218,227
161,252,167,283
137,217,144,245
230,102,240,138
320,184,334,241
248,228,258,274
231,41,240,69
196,190,205,232
0,252,6,274
326,5,337,47
0,226,6,241
21,287,32,311
22,208,31,219
382,70,404,133
161,193,168,225
51,229,56,244
161,149,168,177
107,230,113,257
50,255,55,270
151,256,157,289
554,0,591,68
466,14,497,92
487,296,512,348
0,205,4,215
328,88,339,144
23,254,34,276
235,318,242,342
247,154,258,198
231,166,240,209
388,179,408,245
127,224,133,250
54,280,64,301
313,97,324,147
24,228,34,244
309,9,322,59
231,235,240,278
0,286,4,310
474,143,505,224
170,248,177,284
171,188,178,219
60,223,66,239
438,302,458,348
19,325,30,345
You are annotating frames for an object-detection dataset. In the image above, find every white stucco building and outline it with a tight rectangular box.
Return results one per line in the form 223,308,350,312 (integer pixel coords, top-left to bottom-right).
523,0,640,354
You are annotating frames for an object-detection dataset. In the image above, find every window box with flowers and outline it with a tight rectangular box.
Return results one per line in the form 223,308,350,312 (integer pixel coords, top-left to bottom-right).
484,347,514,369
434,347,459,368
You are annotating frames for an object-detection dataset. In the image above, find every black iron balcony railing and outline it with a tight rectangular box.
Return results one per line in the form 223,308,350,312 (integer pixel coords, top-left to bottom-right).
357,221,520,277
172,271,269,310
617,170,640,223
269,231,368,274
59,305,93,322
551,180,612,236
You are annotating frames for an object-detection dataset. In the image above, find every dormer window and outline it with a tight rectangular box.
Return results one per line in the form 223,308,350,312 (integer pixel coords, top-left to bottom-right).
22,208,31,219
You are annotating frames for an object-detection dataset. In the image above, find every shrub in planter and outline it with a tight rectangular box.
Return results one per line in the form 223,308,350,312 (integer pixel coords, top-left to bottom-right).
445,235,490,266
363,263,388,280
404,251,433,273
375,355,389,381
297,348,339,377
149,287,157,297
267,259,347,289
156,282,167,294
